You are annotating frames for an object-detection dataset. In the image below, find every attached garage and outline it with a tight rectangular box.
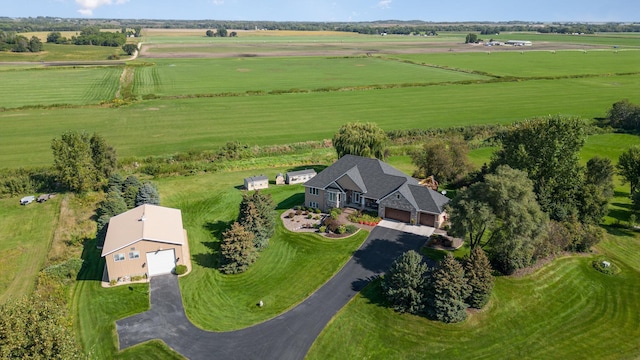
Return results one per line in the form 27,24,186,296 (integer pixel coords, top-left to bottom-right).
384,207,411,223
419,213,436,227
146,249,177,276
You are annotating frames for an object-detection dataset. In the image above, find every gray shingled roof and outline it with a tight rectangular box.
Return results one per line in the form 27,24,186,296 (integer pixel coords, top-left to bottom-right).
245,175,268,182
305,155,448,213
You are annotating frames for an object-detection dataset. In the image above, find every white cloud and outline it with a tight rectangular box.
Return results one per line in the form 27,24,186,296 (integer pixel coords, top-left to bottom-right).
75,0,130,16
376,0,392,9
212,0,224,5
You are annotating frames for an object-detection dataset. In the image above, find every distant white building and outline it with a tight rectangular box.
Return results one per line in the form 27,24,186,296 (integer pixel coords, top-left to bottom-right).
286,169,317,185
244,175,269,191
506,40,532,46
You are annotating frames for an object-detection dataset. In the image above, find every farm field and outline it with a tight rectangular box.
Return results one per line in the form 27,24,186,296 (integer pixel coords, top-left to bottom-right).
1,28,640,359
132,57,489,97
1,74,638,168
0,43,127,62
0,66,122,108
391,49,640,77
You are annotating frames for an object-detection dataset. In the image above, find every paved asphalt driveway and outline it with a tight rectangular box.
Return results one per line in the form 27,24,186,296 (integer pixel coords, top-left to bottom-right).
117,227,428,360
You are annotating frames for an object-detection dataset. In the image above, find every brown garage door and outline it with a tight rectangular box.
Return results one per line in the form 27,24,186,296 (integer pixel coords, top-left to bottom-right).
385,208,411,223
419,213,436,227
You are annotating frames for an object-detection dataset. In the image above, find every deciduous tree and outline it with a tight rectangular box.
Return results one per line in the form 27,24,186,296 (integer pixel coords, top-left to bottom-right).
122,43,137,55
51,131,96,193
448,166,548,274
617,145,640,195
0,295,80,359
332,122,388,160
411,138,471,184
491,115,586,221
382,250,427,314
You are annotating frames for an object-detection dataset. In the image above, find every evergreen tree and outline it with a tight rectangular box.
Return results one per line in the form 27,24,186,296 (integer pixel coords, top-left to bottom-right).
238,191,276,250
106,173,125,192
424,253,470,323
382,250,427,314
122,175,141,208
135,181,160,206
96,189,127,247
220,222,258,274
464,247,494,309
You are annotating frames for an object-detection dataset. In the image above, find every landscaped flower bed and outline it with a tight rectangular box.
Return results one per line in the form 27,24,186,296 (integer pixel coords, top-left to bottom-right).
348,211,381,226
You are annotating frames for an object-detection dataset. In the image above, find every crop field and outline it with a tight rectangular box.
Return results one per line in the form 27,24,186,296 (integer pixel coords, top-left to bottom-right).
0,43,127,62
391,49,640,77
1,72,638,168
132,57,489,96
0,66,122,108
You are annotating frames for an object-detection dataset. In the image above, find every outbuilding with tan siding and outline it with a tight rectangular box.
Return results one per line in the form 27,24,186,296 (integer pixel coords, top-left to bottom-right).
101,204,191,283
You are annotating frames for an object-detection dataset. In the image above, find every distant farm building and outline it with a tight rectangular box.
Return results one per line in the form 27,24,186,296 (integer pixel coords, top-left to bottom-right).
244,175,269,190
275,173,285,185
506,40,532,46
286,169,317,185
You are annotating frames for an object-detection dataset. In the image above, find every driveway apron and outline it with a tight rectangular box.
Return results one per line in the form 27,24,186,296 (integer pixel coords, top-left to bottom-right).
116,227,427,360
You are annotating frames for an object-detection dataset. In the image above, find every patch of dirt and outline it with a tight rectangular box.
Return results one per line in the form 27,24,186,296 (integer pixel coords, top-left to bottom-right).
236,68,251,72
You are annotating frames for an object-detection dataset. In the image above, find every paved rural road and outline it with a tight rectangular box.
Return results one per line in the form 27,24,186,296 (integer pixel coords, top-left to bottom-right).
116,227,428,360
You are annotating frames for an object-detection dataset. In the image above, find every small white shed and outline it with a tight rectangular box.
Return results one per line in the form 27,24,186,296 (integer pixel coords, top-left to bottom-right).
244,175,269,190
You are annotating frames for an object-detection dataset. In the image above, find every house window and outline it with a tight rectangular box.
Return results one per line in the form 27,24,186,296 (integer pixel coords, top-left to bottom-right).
129,251,140,260
309,201,319,209
353,192,361,203
114,253,125,262
309,187,319,196
396,194,401,200
328,192,340,202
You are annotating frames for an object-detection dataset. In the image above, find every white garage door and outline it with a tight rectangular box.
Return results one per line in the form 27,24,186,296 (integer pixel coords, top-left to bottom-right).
146,249,176,277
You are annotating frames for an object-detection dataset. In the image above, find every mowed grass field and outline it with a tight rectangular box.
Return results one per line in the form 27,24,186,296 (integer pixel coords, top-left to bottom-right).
0,66,122,108
0,196,61,304
392,49,640,77
132,57,489,97
0,43,127,62
1,73,638,168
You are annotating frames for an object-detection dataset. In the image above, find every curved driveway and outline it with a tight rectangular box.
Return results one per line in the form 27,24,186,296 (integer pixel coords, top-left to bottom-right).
117,227,427,360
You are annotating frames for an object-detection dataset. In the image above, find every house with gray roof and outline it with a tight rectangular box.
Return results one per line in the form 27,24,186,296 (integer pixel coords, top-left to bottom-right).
303,155,449,228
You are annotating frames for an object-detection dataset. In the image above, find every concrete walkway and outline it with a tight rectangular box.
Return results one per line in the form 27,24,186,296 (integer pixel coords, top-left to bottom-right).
377,219,436,237
116,227,427,360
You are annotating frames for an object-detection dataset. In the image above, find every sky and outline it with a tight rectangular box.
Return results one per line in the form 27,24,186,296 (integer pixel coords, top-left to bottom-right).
4,0,639,23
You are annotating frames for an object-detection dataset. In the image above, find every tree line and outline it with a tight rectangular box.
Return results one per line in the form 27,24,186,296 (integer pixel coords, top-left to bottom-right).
2,17,638,34
0,30,42,52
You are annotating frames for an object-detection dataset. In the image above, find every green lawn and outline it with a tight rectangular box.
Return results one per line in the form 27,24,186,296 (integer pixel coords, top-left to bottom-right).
73,166,365,357
0,196,61,304
0,66,122,108
132,57,488,97
157,169,367,331
306,251,640,359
